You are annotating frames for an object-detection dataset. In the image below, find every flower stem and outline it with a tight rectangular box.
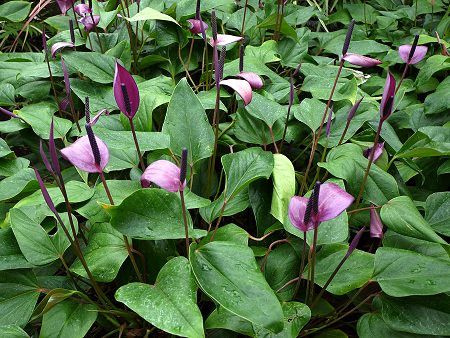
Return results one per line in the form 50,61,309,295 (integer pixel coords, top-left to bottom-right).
310,251,352,309
99,172,144,283
269,126,279,153
71,4,83,36
128,118,145,171
240,0,249,36
209,200,227,241
308,226,319,304
279,101,293,153
179,190,190,256
395,63,409,95
294,232,308,297
354,120,383,209
300,59,344,195
337,119,351,146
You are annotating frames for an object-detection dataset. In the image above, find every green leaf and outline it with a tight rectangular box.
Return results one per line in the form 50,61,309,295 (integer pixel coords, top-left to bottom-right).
319,144,399,205
16,103,71,140
127,7,180,26
206,302,310,338
245,92,286,127
233,109,284,145
380,196,446,245
199,188,250,223
425,192,450,236
108,189,206,240
415,55,450,87
93,126,170,151
200,224,248,246
307,244,374,295
64,51,116,84
301,76,357,102
0,1,31,22
0,325,29,338
222,148,274,201
70,79,117,112
0,228,34,271
0,169,38,202
357,313,422,338
0,138,13,158
376,294,450,336
0,270,40,327
373,247,450,297
0,158,30,177
270,154,295,224
40,299,97,338
162,78,214,164
70,223,128,282
116,257,204,338
0,83,15,105
292,98,327,131
10,209,75,266
190,241,284,333
264,243,300,302
393,127,450,159
76,180,141,223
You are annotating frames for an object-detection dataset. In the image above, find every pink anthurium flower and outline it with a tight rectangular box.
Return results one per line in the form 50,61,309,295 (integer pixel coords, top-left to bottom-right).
363,142,384,162
141,160,186,192
370,206,383,238
56,0,74,15
399,45,427,64
74,3,92,16
380,72,396,121
288,182,354,232
235,72,264,89
79,15,100,32
61,133,109,173
51,42,75,58
187,19,208,34
113,62,140,118
220,79,253,106
210,34,243,47
342,53,382,67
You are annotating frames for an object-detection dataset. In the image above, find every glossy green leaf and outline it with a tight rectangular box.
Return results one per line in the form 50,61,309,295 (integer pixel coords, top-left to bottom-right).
126,7,180,26
0,169,38,202
70,223,128,282
116,257,204,338
357,313,423,338
319,144,399,205
0,1,31,22
64,51,116,84
0,228,34,271
108,189,206,240
162,78,214,164
190,241,284,333
380,196,447,245
245,92,286,127
0,325,29,338
307,244,374,295
40,299,97,338
270,154,296,225
222,148,274,201
0,270,40,327
425,192,450,236
376,294,450,336
373,247,450,296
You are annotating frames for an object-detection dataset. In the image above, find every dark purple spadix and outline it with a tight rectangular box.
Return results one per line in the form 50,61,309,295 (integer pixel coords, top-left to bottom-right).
180,148,188,184
408,34,420,63
85,96,91,123
218,46,226,82
85,124,101,166
342,19,355,56
293,63,301,77
289,77,294,106
239,44,245,73
39,141,54,175
69,19,75,45
211,11,218,42
113,61,140,119
49,119,61,177
195,0,201,19
311,182,321,215
0,107,20,119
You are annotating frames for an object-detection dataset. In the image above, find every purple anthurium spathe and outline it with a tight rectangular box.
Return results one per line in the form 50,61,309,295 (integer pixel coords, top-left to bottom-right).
61,134,109,173
370,206,383,238
56,0,74,15
399,45,427,64
342,53,382,67
141,160,186,192
51,42,75,58
363,142,384,162
74,3,92,16
187,19,208,34
79,15,100,32
113,62,140,118
220,79,253,106
380,72,396,121
288,182,354,232
235,72,264,90
210,34,243,47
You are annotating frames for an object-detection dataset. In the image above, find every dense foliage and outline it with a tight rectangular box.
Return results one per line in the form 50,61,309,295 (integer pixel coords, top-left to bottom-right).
0,0,449,337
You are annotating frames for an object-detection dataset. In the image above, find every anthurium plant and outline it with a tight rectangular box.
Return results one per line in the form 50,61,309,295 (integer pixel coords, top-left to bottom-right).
0,0,449,337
